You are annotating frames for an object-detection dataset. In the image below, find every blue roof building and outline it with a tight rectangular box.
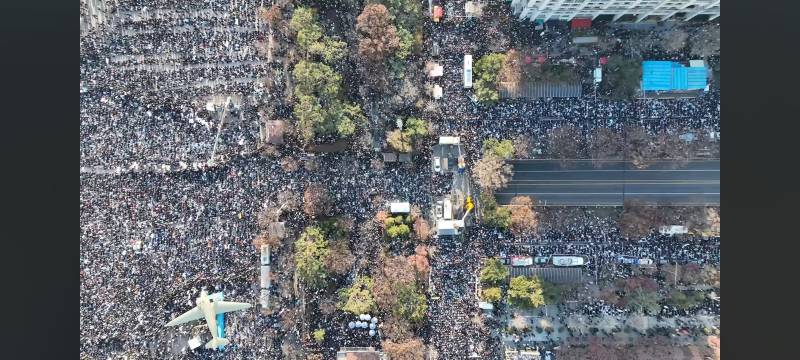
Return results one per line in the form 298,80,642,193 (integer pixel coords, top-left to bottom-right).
642,61,708,92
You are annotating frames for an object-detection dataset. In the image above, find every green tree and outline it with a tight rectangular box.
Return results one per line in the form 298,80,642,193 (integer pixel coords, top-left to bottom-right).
480,193,511,229
482,287,502,303
668,289,704,310
508,276,546,308
603,56,642,100
294,227,330,289
385,216,411,239
370,0,423,30
313,328,326,343
393,283,428,323
482,138,514,159
625,288,662,315
338,276,377,315
395,26,415,60
473,53,506,104
402,117,428,138
290,7,347,63
484,206,511,229
480,258,509,286
293,60,341,101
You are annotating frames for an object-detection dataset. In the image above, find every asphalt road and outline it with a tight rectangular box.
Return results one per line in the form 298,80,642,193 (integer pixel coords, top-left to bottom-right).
495,159,719,206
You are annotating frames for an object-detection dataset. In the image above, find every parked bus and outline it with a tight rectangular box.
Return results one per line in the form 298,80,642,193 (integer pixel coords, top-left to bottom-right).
551,255,588,267
463,55,473,88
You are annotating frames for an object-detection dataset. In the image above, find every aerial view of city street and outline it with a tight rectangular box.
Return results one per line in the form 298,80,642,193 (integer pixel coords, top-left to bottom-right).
80,0,720,359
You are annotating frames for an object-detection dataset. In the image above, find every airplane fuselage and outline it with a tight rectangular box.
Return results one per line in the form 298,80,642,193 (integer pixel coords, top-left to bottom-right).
196,292,220,340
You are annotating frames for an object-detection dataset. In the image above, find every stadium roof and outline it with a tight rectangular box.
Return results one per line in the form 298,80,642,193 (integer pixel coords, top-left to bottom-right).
642,61,707,92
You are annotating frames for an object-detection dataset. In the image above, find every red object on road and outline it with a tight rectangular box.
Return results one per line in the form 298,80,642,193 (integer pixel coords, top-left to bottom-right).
599,56,608,65
537,55,546,64
433,6,443,22
571,18,592,30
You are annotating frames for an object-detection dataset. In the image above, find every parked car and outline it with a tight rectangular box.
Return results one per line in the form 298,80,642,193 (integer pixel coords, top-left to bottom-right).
435,201,444,218
433,157,442,173
534,256,550,265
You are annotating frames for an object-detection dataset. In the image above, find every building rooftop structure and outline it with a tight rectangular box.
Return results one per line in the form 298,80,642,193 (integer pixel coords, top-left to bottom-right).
508,267,586,284
642,60,708,92
500,82,582,99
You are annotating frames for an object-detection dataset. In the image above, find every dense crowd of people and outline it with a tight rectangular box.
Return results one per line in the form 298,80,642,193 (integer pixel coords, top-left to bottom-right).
80,1,721,359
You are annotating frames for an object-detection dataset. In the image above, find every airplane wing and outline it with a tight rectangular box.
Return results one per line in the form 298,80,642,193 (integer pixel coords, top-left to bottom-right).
166,306,204,326
214,301,252,315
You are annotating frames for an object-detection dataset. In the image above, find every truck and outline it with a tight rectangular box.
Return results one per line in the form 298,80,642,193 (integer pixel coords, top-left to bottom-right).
551,255,588,267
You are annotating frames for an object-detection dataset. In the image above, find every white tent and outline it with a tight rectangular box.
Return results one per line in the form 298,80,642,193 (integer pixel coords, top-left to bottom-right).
389,202,410,214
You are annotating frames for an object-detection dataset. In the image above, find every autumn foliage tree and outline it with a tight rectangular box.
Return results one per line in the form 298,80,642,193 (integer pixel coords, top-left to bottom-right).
303,183,332,218
472,154,513,193
356,4,400,65
509,195,539,237
381,338,426,360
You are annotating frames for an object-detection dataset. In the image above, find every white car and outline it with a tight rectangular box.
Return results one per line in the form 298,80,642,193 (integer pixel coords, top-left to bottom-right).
433,157,442,173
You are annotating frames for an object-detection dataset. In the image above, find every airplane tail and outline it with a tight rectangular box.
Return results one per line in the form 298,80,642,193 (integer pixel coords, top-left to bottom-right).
204,337,229,349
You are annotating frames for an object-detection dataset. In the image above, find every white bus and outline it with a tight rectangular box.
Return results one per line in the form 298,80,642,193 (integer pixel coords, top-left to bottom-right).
463,55,473,88
551,255,588,267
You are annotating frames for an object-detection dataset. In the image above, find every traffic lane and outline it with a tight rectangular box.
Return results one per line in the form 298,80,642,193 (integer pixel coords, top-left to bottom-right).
500,182,719,195
495,192,720,206
509,170,720,181
510,159,720,172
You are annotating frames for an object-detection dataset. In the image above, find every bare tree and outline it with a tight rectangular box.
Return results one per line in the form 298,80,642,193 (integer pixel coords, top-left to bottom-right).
512,135,533,159
589,128,624,167
412,217,430,241
472,155,513,192
303,183,332,218
509,196,539,237
381,338,426,360
324,240,355,276
660,29,689,52
281,156,300,172
548,125,582,163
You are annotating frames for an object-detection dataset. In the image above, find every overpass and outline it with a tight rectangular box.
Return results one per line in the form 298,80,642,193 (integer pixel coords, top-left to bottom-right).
495,159,719,206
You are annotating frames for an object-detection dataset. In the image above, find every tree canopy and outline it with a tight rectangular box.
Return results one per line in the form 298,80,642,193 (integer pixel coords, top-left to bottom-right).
508,276,546,308
480,193,511,229
338,276,377,314
482,287,502,303
482,138,514,159
294,227,330,289
479,258,509,285
603,56,642,100
474,53,506,104
289,7,347,63
292,61,366,143
472,154,513,192
356,4,400,64
509,195,539,237
392,283,428,324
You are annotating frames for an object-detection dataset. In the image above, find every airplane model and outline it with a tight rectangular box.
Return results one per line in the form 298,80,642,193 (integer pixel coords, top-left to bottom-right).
166,289,252,349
